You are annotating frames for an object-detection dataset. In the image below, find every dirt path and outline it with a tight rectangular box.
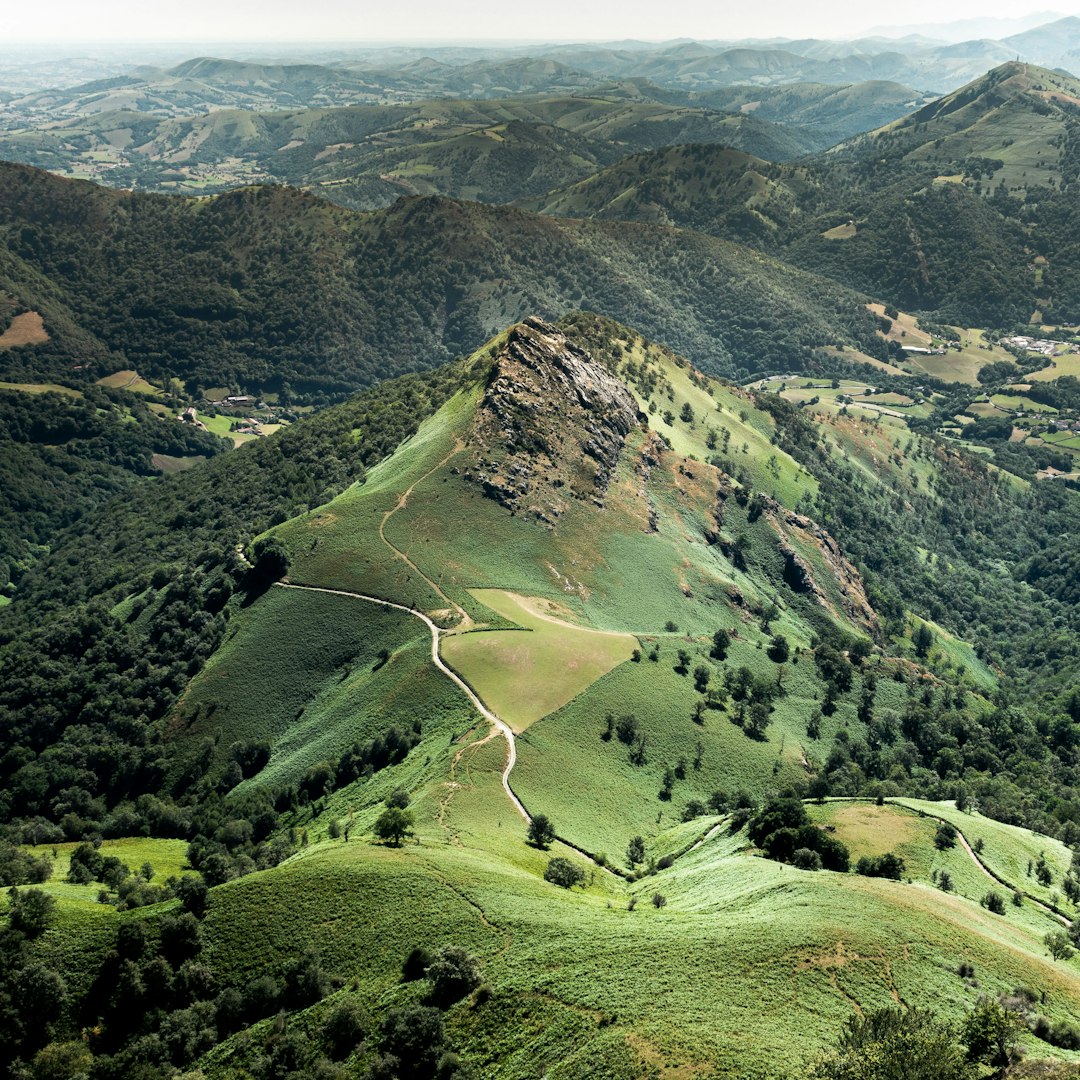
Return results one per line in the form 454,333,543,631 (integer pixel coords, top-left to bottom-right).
275,581,527,820
377,439,471,627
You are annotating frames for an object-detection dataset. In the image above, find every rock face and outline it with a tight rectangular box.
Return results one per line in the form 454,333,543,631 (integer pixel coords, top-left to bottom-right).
761,497,879,635
465,317,641,524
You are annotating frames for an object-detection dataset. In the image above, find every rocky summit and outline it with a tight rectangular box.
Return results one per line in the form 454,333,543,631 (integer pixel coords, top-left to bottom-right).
465,316,640,523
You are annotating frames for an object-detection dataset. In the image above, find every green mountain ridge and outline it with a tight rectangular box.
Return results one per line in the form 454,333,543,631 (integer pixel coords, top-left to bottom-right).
0,160,884,397
5,314,1080,1077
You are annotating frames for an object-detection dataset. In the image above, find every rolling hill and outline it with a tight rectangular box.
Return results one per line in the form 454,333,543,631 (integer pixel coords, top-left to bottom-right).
5,314,1080,1077
0,86,821,205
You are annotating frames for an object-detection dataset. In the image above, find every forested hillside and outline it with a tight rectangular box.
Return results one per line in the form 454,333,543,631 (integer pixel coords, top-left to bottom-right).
0,162,883,396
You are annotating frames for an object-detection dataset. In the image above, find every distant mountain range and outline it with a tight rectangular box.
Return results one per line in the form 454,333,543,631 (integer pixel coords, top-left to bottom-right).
0,80,929,207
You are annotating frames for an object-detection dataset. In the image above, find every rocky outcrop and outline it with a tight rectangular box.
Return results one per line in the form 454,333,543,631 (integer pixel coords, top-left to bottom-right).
757,494,878,635
465,317,641,524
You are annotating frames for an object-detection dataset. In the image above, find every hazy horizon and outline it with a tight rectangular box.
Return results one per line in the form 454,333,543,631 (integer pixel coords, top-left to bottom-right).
5,1,1077,45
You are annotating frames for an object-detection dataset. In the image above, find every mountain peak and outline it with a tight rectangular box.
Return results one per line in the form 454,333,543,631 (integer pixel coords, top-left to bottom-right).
465,317,640,524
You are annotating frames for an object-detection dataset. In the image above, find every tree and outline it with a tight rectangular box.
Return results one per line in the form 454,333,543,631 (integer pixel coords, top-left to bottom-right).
980,891,1005,915
386,788,411,809
962,996,1021,1066
808,1007,970,1080
321,997,367,1060
711,628,730,660
544,857,585,889
7,887,55,937
792,848,823,871
692,664,710,693
176,875,209,918
527,814,556,850
251,535,290,580
1046,930,1075,961
767,634,790,662
627,836,646,867
373,806,414,847
379,1005,445,1079
934,822,957,850
651,892,667,909
425,946,481,1006
913,622,934,659
760,603,780,632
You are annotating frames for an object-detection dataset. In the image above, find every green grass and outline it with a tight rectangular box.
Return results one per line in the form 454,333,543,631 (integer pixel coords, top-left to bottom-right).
0,380,81,396
190,755,1080,1080
22,837,191,906
95,369,163,395
992,393,1057,413
893,799,1075,912
514,636,841,858
1030,354,1080,381
442,590,637,731
174,585,475,788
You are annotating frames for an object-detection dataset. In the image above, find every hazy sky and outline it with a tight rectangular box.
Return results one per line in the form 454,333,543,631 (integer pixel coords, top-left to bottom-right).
4,0,1072,43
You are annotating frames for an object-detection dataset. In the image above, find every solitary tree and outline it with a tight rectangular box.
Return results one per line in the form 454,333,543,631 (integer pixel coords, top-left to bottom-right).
913,622,934,658
373,806,414,847
527,814,556,850
626,836,646,867
711,628,730,660
544,857,585,889
1046,930,1075,961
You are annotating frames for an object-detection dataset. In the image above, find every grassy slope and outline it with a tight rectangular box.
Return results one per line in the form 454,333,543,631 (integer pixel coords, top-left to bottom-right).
172,585,476,788
184,744,1080,1078
41,321,1076,1077
442,590,637,732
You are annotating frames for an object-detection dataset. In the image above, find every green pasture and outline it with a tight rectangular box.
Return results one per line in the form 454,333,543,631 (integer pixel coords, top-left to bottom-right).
441,589,637,731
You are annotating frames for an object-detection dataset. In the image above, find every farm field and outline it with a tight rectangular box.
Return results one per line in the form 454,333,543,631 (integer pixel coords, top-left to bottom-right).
1030,354,1080,381
0,379,81,396
0,310,49,347
96,368,163,395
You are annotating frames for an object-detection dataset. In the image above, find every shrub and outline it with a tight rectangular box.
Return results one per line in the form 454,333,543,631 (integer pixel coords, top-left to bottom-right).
651,893,667,909
544,857,585,889
379,1005,445,1077
792,848,823,871
855,853,905,880
980,891,1006,915
808,1006,969,1080
934,823,958,850
626,836,645,866
425,946,481,1007
321,997,367,1060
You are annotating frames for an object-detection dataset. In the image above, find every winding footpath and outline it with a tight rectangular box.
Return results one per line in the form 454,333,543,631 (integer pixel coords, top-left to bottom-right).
274,581,528,821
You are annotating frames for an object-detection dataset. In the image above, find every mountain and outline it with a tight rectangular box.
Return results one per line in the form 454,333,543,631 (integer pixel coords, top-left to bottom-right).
0,88,822,207
519,144,818,248
0,161,883,397
5,312,1080,1077
1002,15,1080,68
864,11,1065,42
682,80,937,150
522,61,1080,325
835,60,1080,194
